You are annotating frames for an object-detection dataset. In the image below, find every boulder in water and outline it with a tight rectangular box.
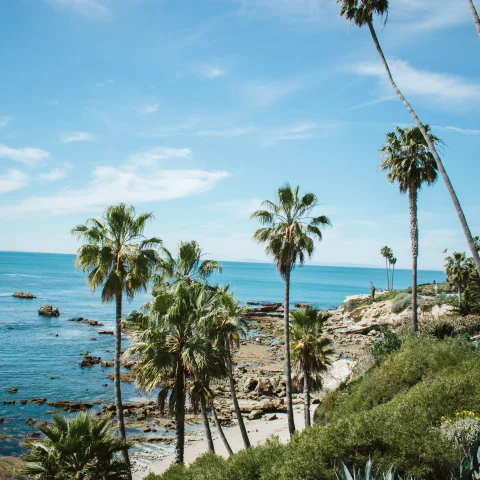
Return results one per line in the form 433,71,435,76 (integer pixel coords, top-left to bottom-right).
38,305,60,317
13,291,36,299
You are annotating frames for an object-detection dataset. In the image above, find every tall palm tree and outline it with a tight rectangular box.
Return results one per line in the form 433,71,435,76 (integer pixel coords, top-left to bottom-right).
445,252,470,301
380,126,439,332
390,256,397,290
336,0,480,277
251,184,331,436
380,246,392,290
126,281,226,464
290,308,333,428
72,204,161,471
214,289,250,449
157,240,222,285
22,412,132,480
468,0,480,36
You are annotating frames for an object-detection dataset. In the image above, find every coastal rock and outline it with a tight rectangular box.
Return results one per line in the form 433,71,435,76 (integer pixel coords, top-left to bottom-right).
26,418,36,427
295,303,310,308
68,317,104,327
247,409,263,420
12,291,36,299
98,331,114,335
38,305,60,317
244,378,258,392
101,360,114,368
0,418,4,424
80,356,101,367
6,388,18,394
266,414,277,421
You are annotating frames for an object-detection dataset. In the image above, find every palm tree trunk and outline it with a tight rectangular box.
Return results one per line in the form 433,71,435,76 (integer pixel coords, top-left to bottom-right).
303,372,311,428
458,284,462,303
212,404,233,455
200,396,215,453
366,18,480,279
385,258,389,290
409,189,419,332
115,292,131,474
226,347,250,449
175,361,186,464
391,264,395,291
468,0,480,36
284,268,296,436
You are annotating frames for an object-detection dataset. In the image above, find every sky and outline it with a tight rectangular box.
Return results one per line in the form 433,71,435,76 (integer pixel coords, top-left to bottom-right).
0,0,479,270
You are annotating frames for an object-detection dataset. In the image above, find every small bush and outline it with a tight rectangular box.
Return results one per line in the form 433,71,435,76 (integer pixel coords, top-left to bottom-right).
421,314,480,339
344,297,371,313
392,294,424,314
370,327,403,361
374,290,399,302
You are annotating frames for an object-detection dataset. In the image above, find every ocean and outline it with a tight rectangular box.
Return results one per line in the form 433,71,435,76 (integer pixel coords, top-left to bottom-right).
0,251,445,456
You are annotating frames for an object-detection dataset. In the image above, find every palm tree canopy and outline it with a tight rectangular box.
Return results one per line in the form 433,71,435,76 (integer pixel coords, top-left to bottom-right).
336,0,389,27
379,126,440,194
156,240,222,285
290,307,334,392
251,184,331,278
380,246,392,259
445,252,470,289
72,203,162,302
22,412,131,480
125,281,227,405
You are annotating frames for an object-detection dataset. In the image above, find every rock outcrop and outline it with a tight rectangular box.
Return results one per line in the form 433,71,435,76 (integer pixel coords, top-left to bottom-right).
38,305,60,317
69,317,104,326
12,291,36,299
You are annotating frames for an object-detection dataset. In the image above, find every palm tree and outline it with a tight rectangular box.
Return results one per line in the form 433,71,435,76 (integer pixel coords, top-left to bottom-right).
380,246,392,290
72,203,161,471
126,281,226,464
214,290,251,449
22,412,131,480
336,0,480,277
157,240,222,285
380,126,439,332
468,0,480,36
251,184,331,436
290,308,333,428
390,256,397,290
445,252,471,301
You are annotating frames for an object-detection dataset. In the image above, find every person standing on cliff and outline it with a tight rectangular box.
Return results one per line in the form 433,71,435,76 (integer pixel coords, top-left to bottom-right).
370,281,375,302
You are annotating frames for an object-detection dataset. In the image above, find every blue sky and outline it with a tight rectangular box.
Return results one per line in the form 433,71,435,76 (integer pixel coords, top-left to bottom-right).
0,0,479,270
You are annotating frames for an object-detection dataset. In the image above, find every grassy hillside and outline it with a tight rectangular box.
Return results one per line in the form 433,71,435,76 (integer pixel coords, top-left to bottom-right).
146,337,480,480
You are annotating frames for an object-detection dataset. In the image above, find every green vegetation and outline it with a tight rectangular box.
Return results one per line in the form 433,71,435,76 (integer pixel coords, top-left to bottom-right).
374,290,399,302
420,314,480,339
370,327,402,361
145,337,480,480
344,296,372,313
251,184,331,436
22,413,131,479
391,293,425,314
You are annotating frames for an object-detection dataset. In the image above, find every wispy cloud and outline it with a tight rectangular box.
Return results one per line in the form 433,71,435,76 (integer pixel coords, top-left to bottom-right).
353,59,480,105
263,121,333,145
195,64,228,79
0,170,28,194
348,96,394,111
39,168,67,181
0,116,11,127
137,104,159,115
59,131,96,143
129,147,192,167
47,0,109,19
195,126,256,137
46,100,60,106
3,169,229,216
0,144,50,165
433,125,480,136
243,76,310,107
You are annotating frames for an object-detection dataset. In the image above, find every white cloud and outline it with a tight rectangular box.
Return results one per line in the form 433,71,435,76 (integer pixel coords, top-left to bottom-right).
129,147,192,167
39,168,67,181
244,77,307,106
0,170,29,194
59,131,96,143
353,59,480,105
46,100,60,106
137,104,159,115
0,116,11,127
263,121,332,145
196,65,227,79
0,144,50,165
47,0,109,19
433,125,480,136
3,167,229,216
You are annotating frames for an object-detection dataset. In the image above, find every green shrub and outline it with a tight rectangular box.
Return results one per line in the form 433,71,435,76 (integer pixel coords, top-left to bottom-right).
344,297,371,313
370,327,402,361
373,290,399,302
421,314,480,339
392,294,424,314
417,283,451,296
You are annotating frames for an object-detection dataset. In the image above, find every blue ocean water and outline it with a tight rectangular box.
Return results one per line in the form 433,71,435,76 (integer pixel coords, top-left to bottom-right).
0,251,445,456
